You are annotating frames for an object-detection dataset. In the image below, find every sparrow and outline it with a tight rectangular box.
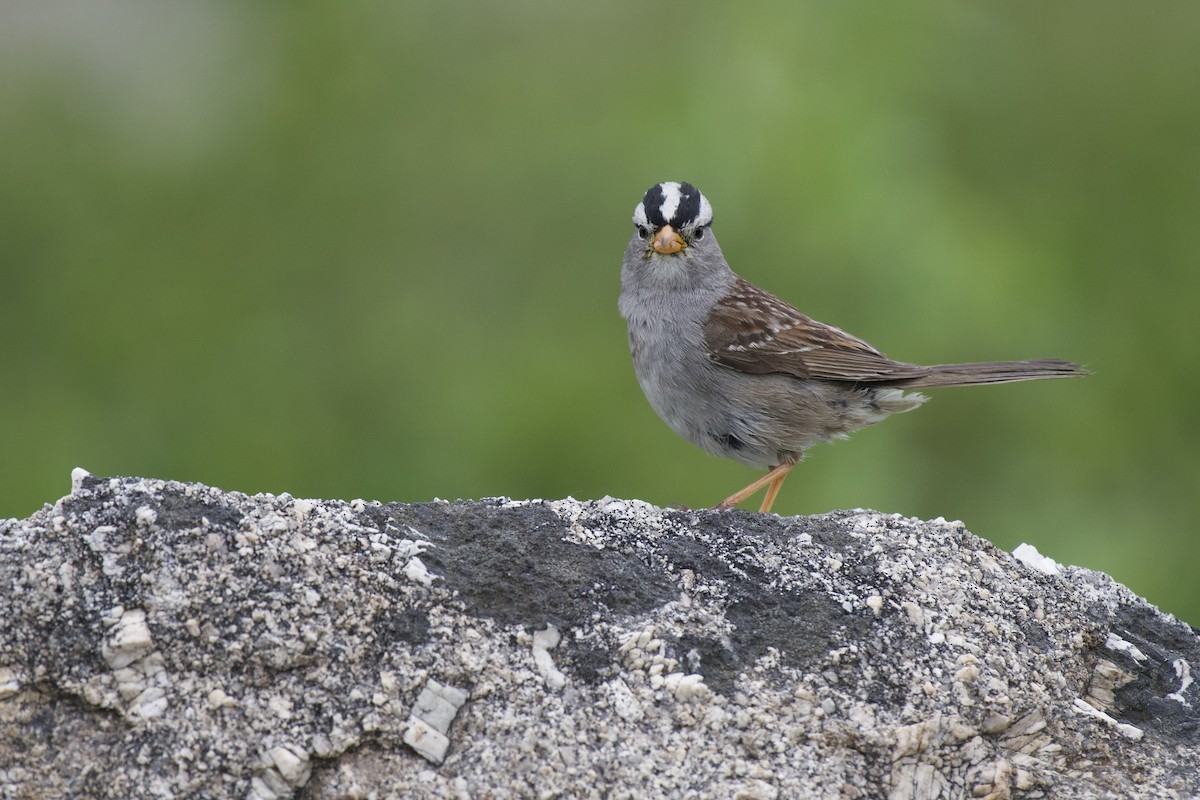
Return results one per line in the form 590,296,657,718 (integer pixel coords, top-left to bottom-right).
618,181,1087,513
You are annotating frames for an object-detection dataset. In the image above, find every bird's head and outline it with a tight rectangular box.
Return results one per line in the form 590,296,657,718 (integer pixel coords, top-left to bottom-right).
632,181,714,257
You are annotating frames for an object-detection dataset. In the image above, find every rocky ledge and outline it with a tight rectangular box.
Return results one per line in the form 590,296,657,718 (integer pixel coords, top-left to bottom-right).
1,471,1197,799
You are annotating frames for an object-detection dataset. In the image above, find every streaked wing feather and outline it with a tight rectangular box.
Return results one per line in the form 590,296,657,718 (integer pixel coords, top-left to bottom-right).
704,278,931,382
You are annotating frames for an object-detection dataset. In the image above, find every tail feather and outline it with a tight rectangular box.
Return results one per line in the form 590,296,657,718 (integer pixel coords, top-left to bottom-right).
890,359,1089,389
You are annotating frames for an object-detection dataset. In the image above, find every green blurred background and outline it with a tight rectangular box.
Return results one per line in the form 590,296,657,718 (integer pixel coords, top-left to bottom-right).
2,3,1197,621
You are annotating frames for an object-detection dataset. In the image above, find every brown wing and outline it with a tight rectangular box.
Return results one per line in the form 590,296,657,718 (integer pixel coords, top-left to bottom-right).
703,277,933,383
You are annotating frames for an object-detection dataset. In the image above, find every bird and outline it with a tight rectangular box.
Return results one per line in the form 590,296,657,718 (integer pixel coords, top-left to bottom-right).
618,180,1088,513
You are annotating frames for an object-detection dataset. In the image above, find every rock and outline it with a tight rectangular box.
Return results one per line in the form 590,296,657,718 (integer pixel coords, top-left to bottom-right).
1,471,1197,799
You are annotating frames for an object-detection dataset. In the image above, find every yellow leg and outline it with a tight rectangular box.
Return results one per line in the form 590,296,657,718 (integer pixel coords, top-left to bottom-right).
758,468,792,513
714,460,797,512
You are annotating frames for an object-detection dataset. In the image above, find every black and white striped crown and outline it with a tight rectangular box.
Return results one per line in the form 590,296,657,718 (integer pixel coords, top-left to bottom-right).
633,181,713,231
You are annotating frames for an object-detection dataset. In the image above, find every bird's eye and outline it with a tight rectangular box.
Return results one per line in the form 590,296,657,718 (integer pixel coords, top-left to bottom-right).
635,225,649,239
693,227,705,241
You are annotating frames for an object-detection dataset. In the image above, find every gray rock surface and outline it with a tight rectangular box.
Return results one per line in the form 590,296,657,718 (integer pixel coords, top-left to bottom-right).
1,470,1197,799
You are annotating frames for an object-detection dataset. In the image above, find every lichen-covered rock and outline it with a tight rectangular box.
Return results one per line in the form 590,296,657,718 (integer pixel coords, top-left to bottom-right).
1,471,1196,799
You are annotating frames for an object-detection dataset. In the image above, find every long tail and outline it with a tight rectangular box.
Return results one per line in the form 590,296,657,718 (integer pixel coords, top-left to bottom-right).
889,359,1089,388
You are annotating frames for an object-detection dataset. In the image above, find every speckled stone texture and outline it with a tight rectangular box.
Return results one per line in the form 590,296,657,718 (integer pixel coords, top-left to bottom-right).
1,472,1197,799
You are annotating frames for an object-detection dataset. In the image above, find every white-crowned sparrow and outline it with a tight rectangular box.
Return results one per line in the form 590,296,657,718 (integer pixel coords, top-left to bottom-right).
619,181,1088,513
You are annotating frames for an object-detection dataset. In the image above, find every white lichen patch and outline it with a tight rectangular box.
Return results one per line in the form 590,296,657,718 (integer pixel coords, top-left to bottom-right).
379,528,440,586
267,743,310,785
134,505,158,528
127,685,169,720
1012,543,1061,576
102,608,154,670
70,466,92,493
249,742,311,799
0,666,20,700
412,679,469,733
96,608,171,720
404,678,469,765
1071,698,1144,741
206,688,238,710
1084,658,1135,711
403,718,450,766
532,624,567,691
1104,632,1148,663
608,677,644,722
900,601,926,630
663,672,708,701
403,556,435,586
1168,658,1193,707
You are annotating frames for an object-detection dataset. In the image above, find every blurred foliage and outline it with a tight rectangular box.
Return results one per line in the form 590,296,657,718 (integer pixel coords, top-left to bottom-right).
1,2,1197,622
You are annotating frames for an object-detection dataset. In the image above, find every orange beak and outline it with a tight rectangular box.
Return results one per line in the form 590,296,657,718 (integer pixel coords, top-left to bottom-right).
651,225,686,255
